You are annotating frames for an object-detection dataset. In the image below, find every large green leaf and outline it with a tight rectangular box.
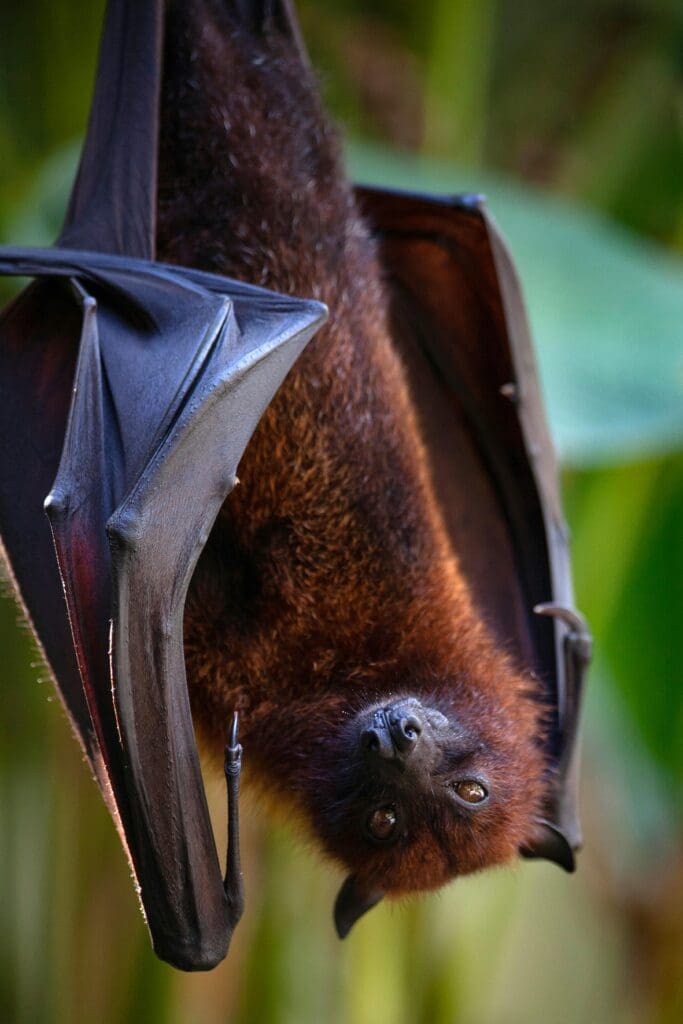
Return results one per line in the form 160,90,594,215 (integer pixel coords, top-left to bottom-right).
349,140,683,466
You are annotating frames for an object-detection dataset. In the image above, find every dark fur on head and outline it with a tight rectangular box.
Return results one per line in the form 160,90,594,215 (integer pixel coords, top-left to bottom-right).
158,0,547,927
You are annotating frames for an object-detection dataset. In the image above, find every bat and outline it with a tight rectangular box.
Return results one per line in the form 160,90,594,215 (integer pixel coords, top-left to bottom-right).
0,0,590,972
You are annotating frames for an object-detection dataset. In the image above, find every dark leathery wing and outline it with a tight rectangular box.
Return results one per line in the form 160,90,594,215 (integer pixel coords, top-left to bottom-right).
0,0,326,971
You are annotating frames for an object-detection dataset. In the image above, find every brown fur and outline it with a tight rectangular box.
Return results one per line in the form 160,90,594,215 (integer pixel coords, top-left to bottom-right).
157,1,546,898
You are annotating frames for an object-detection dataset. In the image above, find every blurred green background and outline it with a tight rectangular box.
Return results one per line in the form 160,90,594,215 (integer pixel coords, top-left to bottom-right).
1,1,682,1022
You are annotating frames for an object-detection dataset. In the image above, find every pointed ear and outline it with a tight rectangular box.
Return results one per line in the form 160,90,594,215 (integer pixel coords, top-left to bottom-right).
520,821,576,873
334,874,384,939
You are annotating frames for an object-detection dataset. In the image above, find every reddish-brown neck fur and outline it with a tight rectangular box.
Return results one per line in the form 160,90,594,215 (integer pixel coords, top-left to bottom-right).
157,1,545,894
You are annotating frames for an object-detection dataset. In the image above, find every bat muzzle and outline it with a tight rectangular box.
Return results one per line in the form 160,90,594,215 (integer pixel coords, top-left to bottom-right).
360,700,426,760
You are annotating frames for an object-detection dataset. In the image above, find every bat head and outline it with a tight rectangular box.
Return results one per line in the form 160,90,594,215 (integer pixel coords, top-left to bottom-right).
303,686,547,938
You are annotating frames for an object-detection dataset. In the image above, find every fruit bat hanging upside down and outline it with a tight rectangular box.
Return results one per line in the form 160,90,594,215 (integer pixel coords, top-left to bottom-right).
0,0,590,970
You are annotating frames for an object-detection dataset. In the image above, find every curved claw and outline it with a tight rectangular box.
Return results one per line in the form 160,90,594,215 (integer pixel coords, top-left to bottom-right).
226,709,241,755
535,602,592,675
534,602,589,637
229,709,239,748
225,710,243,776
520,819,576,873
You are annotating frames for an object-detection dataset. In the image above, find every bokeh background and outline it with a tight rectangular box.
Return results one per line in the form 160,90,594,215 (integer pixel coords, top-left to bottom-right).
1,1,682,1022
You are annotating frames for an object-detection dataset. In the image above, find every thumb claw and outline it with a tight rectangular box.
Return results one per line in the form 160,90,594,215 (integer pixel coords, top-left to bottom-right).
228,709,240,749
225,710,243,773
534,603,589,637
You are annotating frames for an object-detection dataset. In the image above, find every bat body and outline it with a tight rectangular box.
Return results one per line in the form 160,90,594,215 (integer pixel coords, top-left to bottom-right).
0,0,589,969
163,0,546,916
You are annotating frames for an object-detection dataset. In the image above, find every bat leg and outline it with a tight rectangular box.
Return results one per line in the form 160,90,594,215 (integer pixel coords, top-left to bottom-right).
223,711,245,925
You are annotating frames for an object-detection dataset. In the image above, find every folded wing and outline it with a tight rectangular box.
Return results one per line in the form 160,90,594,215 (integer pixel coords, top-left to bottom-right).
357,186,590,866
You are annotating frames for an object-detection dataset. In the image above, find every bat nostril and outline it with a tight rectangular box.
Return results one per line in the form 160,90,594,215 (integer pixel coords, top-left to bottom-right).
360,722,395,759
361,728,380,752
401,714,422,741
386,707,424,753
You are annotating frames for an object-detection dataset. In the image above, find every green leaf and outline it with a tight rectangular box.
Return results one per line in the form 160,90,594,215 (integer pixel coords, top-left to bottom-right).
348,140,683,466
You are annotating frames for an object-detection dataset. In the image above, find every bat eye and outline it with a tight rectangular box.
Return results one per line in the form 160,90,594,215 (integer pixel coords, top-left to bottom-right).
366,805,398,843
453,780,488,806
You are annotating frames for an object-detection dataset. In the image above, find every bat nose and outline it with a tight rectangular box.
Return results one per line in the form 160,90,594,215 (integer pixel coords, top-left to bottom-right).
386,705,423,753
360,705,424,759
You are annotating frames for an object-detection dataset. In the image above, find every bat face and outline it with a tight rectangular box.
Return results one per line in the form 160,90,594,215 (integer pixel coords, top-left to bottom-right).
301,685,546,935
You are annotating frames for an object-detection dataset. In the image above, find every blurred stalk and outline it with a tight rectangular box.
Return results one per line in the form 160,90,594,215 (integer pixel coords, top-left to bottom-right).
566,460,664,639
422,0,496,165
556,41,681,239
0,1,103,218
567,457,683,785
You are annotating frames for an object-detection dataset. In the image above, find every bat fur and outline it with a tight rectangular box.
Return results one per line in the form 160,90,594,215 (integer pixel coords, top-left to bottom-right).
157,0,547,913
